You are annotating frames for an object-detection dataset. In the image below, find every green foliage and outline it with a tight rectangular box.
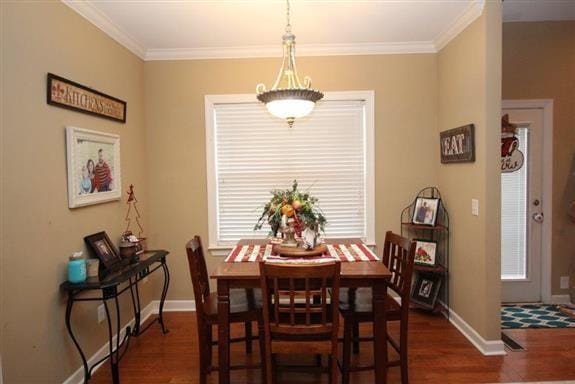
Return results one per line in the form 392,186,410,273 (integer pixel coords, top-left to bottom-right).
254,180,327,237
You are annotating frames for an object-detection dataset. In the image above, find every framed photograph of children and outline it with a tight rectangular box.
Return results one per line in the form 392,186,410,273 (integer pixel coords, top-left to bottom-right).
66,126,121,208
411,197,440,226
84,231,121,270
414,240,438,267
411,272,442,310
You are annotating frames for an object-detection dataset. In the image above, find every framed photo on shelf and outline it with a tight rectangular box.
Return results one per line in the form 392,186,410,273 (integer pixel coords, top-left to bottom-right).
66,126,121,208
84,231,121,270
414,239,438,267
411,272,442,310
412,197,440,226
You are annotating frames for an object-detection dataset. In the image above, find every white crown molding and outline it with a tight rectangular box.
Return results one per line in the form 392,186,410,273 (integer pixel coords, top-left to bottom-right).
61,0,146,60
434,0,486,51
63,0,481,61
145,41,436,61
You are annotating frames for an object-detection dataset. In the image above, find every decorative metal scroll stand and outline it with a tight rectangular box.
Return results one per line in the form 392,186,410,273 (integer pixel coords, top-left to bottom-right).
61,250,170,384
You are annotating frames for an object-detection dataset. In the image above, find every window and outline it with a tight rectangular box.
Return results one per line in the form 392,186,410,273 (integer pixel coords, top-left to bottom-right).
205,91,375,249
501,127,529,279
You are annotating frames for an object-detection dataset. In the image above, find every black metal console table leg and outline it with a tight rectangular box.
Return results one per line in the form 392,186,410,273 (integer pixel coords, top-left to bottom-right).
103,296,123,384
65,293,90,384
158,260,170,334
128,278,141,336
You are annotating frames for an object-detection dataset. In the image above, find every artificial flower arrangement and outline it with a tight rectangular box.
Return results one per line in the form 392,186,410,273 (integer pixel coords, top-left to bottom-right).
254,180,327,240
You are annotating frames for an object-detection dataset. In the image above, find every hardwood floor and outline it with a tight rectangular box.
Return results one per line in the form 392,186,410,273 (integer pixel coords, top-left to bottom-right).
90,310,575,384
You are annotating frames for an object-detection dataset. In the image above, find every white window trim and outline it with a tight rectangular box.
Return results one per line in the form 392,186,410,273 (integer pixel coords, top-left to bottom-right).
205,91,376,255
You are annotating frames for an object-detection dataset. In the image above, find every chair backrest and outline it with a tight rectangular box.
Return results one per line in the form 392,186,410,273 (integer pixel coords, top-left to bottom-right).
382,231,416,301
259,262,341,339
185,236,210,314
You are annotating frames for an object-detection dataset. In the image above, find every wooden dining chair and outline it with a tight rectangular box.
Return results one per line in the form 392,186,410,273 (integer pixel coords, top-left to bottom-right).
338,231,416,384
186,236,263,384
259,261,341,384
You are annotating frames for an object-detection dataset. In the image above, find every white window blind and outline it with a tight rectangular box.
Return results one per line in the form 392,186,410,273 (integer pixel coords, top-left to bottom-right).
207,95,373,247
501,127,528,279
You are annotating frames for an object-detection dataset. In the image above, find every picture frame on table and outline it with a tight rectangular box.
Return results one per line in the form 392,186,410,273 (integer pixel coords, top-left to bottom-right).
414,239,438,267
411,272,442,310
84,231,121,270
411,197,440,226
66,126,121,208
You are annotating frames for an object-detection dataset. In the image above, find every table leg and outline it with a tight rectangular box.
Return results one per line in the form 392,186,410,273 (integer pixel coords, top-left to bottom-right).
158,260,170,334
104,298,122,384
65,293,90,383
373,280,388,384
129,278,141,336
217,279,231,384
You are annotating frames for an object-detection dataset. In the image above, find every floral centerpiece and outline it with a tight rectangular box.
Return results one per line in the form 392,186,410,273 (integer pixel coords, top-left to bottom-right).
254,180,326,248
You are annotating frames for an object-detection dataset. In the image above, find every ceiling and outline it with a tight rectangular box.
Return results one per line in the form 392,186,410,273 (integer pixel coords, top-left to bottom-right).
62,0,575,61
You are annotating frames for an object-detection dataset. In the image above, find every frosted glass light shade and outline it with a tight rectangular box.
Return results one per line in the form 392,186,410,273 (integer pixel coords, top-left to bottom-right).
265,99,315,119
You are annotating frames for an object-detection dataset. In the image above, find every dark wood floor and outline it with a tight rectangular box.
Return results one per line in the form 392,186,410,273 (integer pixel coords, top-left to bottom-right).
90,311,575,384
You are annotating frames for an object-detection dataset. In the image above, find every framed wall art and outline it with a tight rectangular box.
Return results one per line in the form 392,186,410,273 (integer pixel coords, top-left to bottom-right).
66,126,121,208
84,231,121,270
440,124,475,163
411,272,442,310
411,197,440,226
414,239,438,267
47,73,127,123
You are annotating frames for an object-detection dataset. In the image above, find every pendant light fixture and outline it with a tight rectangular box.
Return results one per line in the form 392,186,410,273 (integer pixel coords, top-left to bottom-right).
256,0,323,127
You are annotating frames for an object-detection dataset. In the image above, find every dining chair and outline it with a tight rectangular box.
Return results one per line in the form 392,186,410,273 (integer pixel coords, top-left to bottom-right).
185,236,263,384
259,261,341,384
338,231,416,384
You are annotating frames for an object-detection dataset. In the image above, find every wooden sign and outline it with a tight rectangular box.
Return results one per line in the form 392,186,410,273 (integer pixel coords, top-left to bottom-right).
47,73,126,123
440,124,475,163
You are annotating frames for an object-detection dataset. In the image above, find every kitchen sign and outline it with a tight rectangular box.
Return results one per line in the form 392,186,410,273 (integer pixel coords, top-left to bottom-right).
47,73,127,123
440,124,475,163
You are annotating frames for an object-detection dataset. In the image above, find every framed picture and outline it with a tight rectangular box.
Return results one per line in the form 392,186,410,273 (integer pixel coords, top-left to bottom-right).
84,231,121,270
411,197,440,226
66,126,121,208
411,272,442,310
414,240,438,267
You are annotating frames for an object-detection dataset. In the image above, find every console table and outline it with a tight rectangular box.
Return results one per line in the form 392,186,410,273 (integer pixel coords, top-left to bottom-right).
60,250,170,384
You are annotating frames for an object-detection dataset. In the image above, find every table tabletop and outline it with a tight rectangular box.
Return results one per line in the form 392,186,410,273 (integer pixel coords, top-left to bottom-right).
211,238,391,281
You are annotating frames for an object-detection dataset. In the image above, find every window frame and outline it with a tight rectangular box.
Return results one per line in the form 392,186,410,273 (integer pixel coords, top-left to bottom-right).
205,91,375,255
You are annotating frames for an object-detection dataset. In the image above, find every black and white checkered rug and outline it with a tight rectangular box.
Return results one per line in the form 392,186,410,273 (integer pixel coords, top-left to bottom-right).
502,304,575,329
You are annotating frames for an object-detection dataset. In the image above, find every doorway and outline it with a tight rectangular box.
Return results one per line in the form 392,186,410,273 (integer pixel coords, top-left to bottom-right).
501,100,553,304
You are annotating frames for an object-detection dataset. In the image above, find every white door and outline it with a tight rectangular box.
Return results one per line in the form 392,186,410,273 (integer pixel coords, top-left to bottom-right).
501,108,544,303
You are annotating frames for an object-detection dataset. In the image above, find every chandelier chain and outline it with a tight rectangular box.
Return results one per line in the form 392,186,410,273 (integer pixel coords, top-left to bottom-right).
285,0,291,33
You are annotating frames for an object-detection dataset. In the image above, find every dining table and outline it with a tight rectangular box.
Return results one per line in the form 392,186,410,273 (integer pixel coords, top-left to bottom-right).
210,238,392,384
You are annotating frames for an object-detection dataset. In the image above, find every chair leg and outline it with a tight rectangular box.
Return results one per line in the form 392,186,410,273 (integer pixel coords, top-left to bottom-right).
245,321,253,353
198,321,209,384
400,320,409,384
330,337,339,384
352,322,360,354
341,318,353,384
315,354,322,367
258,319,267,384
206,324,213,369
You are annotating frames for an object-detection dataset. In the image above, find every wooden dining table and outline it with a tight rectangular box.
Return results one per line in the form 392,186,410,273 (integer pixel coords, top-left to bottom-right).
210,238,392,384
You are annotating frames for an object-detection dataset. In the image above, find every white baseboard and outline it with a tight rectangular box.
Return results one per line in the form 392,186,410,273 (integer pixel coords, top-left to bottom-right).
448,308,506,356
551,294,572,305
63,300,196,384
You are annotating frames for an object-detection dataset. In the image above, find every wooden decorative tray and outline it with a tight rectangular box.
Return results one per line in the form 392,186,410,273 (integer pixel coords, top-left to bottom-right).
273,244,327,258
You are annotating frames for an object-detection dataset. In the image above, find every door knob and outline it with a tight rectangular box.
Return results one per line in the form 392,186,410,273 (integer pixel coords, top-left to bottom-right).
532,212,544,223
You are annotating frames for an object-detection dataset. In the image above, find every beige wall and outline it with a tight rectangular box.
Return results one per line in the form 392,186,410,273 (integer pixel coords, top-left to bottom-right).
437,2,502,340
503,21,575,296
0,1,506,381
0,2,155,382
144,55,439,299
